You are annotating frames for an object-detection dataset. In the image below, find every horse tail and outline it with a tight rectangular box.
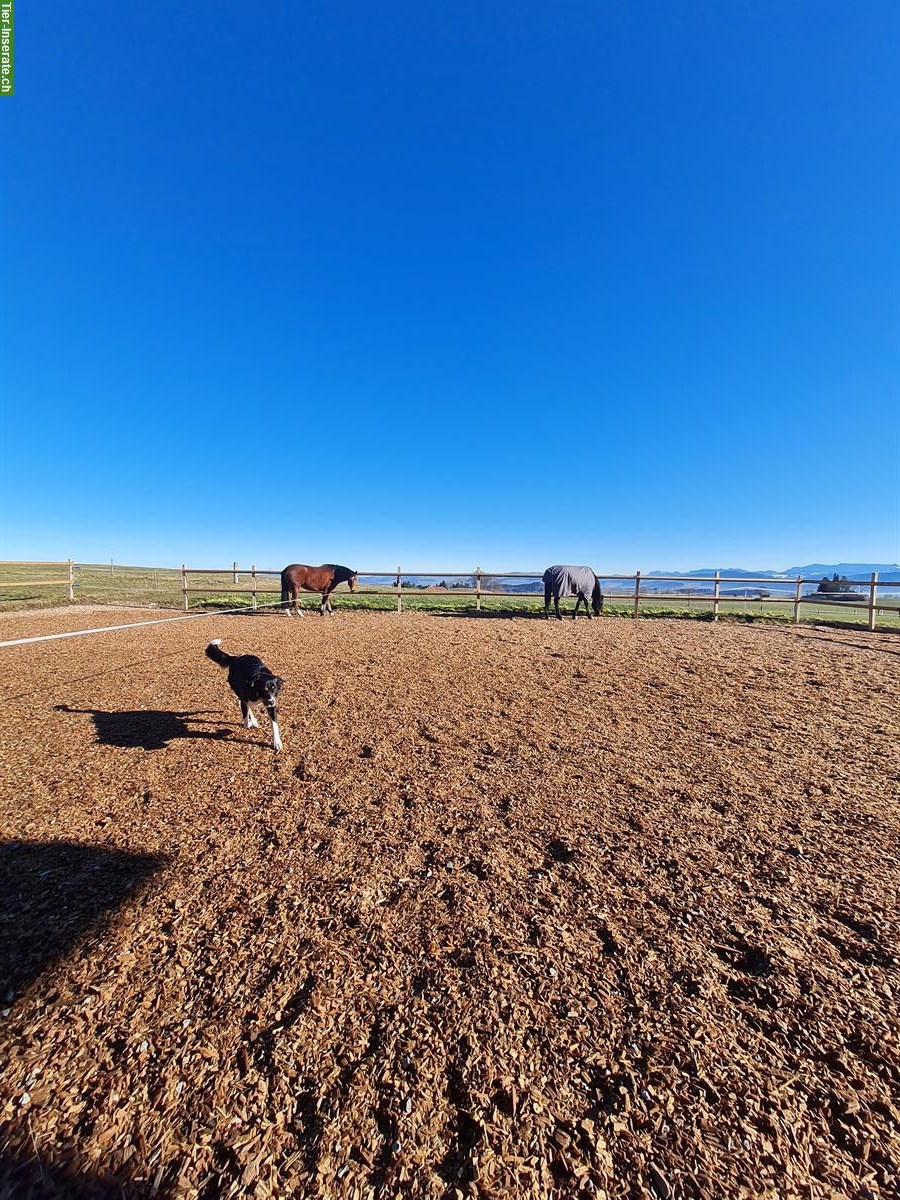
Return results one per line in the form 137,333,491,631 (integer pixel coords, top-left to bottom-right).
280,568,292,607
205,639,232,668
592,576,604,615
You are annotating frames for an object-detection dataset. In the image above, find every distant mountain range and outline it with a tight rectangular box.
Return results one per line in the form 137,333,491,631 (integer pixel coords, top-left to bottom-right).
361,564,900,595
642,564,900,595
785,563,900,578
651,563,900,579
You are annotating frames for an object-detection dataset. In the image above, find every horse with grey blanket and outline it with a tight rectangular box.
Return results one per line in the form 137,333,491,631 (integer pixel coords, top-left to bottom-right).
542,565,603,619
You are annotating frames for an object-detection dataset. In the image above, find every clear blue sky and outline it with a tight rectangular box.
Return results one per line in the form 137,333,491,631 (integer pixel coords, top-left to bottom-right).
2,2,898,571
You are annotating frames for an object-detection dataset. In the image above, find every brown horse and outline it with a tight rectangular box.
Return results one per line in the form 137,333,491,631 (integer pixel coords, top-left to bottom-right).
280,563,358,616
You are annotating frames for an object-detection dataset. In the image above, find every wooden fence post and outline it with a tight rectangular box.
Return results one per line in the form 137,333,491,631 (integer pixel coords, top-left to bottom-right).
251,565,258,612
396,566,402,613
712,571,720,622
67,559,74,602
181,564,188,611
476,567,482,612
633,571,641,619
868,572,878,632
793,576,802,624
233,561,239,585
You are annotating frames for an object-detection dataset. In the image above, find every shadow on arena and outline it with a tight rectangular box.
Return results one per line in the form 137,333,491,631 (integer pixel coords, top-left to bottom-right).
0,1154,165,1199
0,840,166,1000
54,705,232,750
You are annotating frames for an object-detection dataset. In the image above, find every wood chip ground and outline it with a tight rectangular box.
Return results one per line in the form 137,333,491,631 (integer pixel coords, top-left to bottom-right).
0,608,898,1199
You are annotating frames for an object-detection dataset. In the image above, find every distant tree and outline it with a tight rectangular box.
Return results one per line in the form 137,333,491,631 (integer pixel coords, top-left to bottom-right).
817,573,853,595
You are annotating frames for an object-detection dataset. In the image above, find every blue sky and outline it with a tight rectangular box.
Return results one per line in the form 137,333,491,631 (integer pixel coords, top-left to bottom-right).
2,2,898,572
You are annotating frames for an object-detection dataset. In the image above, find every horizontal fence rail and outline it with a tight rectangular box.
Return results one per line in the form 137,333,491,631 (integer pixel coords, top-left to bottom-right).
0,562,896,631
167,566,895,631
0,560,74,601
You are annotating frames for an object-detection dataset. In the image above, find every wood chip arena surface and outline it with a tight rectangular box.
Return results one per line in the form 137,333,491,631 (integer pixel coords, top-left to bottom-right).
1,608,898,1200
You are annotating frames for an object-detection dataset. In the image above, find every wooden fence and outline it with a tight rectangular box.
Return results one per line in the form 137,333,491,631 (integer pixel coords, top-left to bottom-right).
0,561,895,632
0,560,74,600
177,565,892,632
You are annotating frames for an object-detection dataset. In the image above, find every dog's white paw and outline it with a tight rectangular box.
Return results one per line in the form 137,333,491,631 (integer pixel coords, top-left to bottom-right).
272,722,283,752
245,710,259,729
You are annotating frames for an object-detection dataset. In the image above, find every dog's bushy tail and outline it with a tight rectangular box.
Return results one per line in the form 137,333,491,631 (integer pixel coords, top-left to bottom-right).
205,639,232,668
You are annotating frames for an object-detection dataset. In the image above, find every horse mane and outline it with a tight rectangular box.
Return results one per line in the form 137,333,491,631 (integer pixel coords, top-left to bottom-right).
324,563,356,584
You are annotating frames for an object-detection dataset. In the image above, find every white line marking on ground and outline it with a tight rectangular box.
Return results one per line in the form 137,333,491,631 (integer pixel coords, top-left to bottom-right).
0,600,286,648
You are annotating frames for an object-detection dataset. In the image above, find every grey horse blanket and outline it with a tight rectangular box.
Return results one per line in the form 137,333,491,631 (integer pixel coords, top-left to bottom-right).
542,565,596,599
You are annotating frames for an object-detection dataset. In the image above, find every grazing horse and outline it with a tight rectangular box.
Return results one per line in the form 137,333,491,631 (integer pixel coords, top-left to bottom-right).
542,565,603,620
281,563,358,616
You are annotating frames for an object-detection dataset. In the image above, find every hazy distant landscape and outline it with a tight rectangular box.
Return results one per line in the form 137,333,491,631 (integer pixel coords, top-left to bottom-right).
382,563,900,596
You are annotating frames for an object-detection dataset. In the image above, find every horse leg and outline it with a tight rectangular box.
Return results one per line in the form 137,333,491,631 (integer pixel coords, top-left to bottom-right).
573,595,582,619
554,594,562,620
266,701,283,752
544,583,552,618
320,591,328,616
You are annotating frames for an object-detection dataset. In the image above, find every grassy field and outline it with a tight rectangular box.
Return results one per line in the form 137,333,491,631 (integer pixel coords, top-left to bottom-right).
1,561,898,629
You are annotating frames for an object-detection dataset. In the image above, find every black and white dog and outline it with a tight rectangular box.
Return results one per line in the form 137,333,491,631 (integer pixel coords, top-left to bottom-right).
205,640,284,752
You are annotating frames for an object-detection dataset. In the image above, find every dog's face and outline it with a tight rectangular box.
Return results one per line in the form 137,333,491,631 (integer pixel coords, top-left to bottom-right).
261,675,283,704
